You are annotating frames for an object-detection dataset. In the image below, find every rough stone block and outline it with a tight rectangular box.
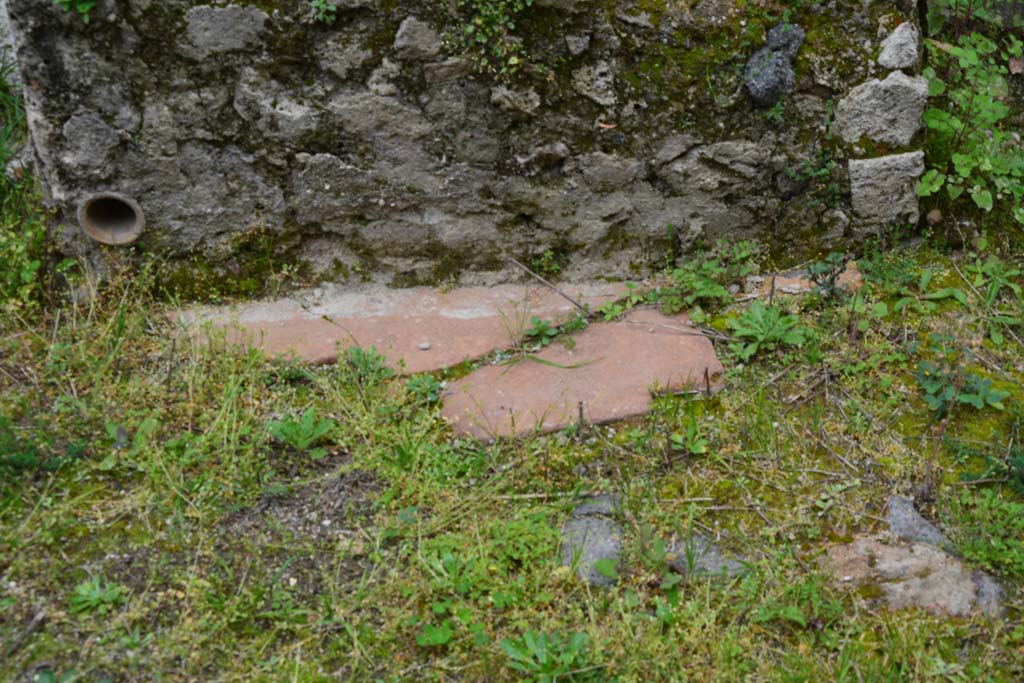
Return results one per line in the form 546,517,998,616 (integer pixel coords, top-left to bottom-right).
849,151,924,228
834,71,928,147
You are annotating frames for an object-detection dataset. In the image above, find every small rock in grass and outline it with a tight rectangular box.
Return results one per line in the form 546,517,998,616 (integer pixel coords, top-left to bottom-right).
822,537,1004,617
886,496,951,550
560,496,622,587
667,534,746,578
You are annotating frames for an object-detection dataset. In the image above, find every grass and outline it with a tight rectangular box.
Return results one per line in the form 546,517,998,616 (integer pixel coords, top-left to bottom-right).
1,234,1023,682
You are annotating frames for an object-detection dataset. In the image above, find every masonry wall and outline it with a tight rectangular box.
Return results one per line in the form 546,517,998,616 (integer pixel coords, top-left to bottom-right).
1,0,926,288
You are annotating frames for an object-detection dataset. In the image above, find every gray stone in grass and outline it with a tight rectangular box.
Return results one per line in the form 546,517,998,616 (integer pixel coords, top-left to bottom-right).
571,493,619,517
667,534,746,578
886,496,951,550
560,495,622,586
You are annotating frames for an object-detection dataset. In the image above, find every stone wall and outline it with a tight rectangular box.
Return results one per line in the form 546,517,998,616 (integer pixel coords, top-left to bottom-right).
2,0,927,287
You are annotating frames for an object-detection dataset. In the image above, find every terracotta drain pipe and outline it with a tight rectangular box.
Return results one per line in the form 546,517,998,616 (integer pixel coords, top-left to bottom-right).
77,192,145,246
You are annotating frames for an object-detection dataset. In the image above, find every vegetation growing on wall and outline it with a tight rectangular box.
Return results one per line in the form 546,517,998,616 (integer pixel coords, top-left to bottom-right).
918,0,1024,228
451,0,536,79
52,0,95,24
0,58,50,314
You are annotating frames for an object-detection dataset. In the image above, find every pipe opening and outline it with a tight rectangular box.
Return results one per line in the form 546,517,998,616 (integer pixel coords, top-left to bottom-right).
78,192,145,246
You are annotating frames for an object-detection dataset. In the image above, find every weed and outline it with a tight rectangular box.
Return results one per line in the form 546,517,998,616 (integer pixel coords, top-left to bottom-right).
751,574,843,637
596,282,645,321
962,238,1023,343
406,374,443,404
670,408,709,456
53,0,95,24
267,407,336,459
560,312,588,334
343,345,396,387
0,415,84,474
765,101,786,125
785,147,840,207
918,32,1024,224
0,61,52,315
650,240,760,320
31,670,96,683
806,252,851,303
925,0,1023,37
309,0,337,25
532,249,561,277
489,513,559,570
453,0,536,80
69,576,128,616
656,260,733,319
0,58,23,167
916,360,1008,418
525,317,559,347
500,630,603,683
728,301,809,361
951,488,1024,581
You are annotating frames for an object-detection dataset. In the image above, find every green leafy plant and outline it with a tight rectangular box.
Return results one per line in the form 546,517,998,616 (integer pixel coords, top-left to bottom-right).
848,292,891,334
531,249,561,277
887,267,968,317
785,147,840,207
655,259,733,318
267,407,336,459
344,345,397,386
489,514,559,569
0,61,51,315
671,408,709,456
963,238,1023,344
310,0,337,25
53,0,95,24
915,361,1009,417
952,488,1024,582
596,282,645,321
924,0,1019,37
525,317,558,347
416,621,455,647
69,576,128,615
31,669,90,683
807,252,851,303
500,630,603,683
751,574,843,633
453,0,536,80
728,301,809,361
918,32,1024,224
406,374,443,404
0,58,24,167
765,101,786,125
0,415,84,474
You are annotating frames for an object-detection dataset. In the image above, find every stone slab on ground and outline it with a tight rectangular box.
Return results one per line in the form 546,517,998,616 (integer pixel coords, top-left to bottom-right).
561,495,622,587
174,282,625,374
442,308,725,441
821,536,1004,618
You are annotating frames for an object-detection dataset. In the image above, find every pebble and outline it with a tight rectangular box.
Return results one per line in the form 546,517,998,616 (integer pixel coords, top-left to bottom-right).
418,342,431,350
